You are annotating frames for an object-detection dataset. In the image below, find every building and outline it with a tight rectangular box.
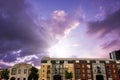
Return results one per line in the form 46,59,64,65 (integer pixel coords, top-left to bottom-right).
110,50,120,60
39,57,120,80
9,63,32,80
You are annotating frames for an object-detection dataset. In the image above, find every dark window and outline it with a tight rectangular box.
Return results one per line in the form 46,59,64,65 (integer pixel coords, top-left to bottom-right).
100,61,105,63
51,60,56,64
75,64,80,68
119,75,120,78
43,65,45,67
60,60,64,64
75,69,80,73
23,78,26,80
53,75,61,80
17,78,20,80
90,60,96,63
76,75,80,79
41,60,47,63
109,61,116,64
79,60,87,63
47,70,50,74
47,65,50,69
118,69,120,74
68,60,75,63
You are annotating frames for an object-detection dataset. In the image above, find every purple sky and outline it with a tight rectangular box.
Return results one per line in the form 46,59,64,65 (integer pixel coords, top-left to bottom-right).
0,0,120,68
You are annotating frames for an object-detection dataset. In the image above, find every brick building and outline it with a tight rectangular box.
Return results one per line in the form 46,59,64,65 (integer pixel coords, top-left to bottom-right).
39,57,120,80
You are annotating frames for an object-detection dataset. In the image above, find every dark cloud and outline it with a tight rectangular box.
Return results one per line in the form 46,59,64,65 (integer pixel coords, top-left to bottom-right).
87,9,120,37
0,0,50,67
0,0,80,68
87,9,120,49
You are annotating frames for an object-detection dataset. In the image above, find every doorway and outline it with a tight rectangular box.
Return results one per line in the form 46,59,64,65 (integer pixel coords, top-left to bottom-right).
53,75,61,80
10,77,15,80
96,75,104,80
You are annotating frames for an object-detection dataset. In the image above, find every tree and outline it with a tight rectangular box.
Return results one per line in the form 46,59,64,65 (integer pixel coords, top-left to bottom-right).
65,71,73,80
28,67,39,80
1,69,9,80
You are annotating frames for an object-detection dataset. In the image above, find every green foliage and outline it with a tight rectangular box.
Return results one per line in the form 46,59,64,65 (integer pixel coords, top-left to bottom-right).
28,67,39,80
0,69,9,80
65,71,73,79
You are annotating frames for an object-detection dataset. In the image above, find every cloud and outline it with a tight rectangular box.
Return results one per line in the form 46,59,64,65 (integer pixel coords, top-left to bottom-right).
37,10,80,40
87,9,120,50
87,9,120,37
0,1,80,68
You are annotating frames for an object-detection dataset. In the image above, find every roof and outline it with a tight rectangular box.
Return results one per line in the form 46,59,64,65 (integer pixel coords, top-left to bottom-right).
42,57,116,61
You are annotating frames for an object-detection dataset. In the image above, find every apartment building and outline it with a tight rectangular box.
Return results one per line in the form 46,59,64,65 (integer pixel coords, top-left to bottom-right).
39,57,120,80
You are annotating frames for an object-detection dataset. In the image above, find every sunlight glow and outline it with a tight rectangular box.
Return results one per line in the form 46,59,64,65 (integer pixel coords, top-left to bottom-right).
48,40,71,58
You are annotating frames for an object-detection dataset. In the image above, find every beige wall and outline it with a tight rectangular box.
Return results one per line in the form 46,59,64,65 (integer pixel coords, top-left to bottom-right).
39,63,52,80
39,63,75,80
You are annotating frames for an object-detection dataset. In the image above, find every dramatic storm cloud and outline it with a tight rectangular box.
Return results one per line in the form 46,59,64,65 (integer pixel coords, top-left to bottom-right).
0,0,79,68
0,0,120,68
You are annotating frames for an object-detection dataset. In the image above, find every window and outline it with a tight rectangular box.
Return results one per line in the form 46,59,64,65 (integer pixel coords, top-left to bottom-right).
87,65,91,69
88,74,91,78
43,74,44,77
113,70,116,73
83,74,85,77
56,61,59,64
76,75,80,79
51,60,56,64
113,65,115,68
75,64,80,68
24,69,27,74
60,61,64,64
65,65,68,68
82,65,84,68
47,60,51,63
47,65,50,69
76,69,80,73
41,60,47,63
76,60,79,63
47,70,50,74
64,61,68,64
100,61,105,63
43,65,45,68
110,61,116,64
90,60,96,63
17,78,20,80
68,60,74,63
80,60,87,63
119,74,120,78
11,68,16,75
23,78,26,80
82,70,85,73
87,70,91,73
18,69,21,74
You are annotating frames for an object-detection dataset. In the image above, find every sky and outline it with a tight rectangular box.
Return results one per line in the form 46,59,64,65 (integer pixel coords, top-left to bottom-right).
0,0,120,68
